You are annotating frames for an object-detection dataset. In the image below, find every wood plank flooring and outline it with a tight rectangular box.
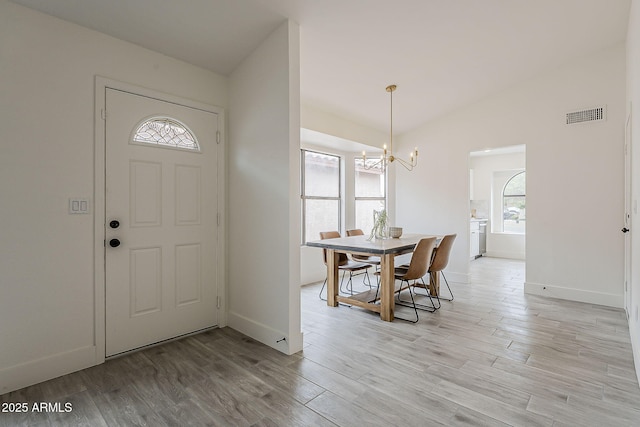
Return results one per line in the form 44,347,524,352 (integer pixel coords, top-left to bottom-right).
2,257,640,426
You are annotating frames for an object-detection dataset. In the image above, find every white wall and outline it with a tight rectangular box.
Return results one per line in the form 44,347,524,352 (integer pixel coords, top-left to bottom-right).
626,0,640,386
470,151,526,259
395,44,626,304
228,20,303,355
0,1,228,394
301,104,388,151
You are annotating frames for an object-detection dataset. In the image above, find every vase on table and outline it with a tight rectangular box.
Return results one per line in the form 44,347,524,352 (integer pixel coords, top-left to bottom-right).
368,209,389,240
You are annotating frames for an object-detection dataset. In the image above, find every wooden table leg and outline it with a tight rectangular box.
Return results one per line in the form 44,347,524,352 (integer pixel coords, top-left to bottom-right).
380,254,395,321
326,249,339,307
429,271,440,296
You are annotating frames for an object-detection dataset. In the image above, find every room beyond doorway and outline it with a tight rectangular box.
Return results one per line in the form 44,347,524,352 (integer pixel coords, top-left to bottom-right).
469,145,526,261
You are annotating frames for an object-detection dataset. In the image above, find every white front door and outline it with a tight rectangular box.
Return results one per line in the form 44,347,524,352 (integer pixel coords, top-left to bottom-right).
105,88,218,357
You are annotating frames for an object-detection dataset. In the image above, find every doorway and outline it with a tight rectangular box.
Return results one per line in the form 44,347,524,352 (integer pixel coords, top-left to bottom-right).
469,145,526,261
95,79,224,358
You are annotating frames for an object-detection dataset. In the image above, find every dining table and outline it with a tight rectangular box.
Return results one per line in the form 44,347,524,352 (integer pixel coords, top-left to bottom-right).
306,233,440,321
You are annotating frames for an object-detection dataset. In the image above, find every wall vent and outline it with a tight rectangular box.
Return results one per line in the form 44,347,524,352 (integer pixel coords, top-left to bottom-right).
565,106,606,125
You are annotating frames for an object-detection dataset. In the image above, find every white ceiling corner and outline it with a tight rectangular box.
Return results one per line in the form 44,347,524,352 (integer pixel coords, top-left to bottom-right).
10,0,631,134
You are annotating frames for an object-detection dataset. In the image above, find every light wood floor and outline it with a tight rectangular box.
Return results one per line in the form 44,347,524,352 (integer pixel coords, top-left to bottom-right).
2,257,640,426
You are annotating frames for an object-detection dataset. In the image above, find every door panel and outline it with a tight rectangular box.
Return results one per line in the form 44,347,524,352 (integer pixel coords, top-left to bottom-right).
176,243,202,306
130,161,162,226
105,88,218,357
130,247,162,316
176,165,201,225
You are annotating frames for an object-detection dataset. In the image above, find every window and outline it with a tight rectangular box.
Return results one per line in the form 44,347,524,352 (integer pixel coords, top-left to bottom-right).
502,171,525,234
354,158,386,234
301,150,341,243
132,117,200,151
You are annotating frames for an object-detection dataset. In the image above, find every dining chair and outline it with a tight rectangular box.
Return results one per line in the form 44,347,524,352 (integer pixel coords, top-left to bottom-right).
392,236,439,322
346,228,380,288
397,234,457,303
346,229,381,264
318,231,373,300
426,233,457,301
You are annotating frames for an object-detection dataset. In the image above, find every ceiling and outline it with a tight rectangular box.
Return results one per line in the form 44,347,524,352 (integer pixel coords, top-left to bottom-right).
11,0,631,134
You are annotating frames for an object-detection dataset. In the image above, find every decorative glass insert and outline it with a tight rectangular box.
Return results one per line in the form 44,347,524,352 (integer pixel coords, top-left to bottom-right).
133,117,199,151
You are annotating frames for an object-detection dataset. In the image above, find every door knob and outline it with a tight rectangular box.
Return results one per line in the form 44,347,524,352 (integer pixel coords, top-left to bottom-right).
109,238,121,248
622,227,630,233
109,220,120,229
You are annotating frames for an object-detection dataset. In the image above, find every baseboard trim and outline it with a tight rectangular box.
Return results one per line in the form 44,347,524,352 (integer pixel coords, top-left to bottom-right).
629,324,640,390
485,251,526,260
301,272,325,286
227,311,303,355
0,345,96,395
524,281,623,308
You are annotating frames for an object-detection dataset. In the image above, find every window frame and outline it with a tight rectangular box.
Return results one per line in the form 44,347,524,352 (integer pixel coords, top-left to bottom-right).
501,170,526,234
300,149,342,244
354,157,387,232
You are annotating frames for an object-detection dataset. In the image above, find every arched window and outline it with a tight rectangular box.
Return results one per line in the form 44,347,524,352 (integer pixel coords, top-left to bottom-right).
502,171,525,234
132,117,199,151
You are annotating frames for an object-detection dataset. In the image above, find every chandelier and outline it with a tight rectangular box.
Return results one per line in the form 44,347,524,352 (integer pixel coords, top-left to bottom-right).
362,84,418,171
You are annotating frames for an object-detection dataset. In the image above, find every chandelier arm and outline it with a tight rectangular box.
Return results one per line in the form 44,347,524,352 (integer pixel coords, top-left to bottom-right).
394,156,416,171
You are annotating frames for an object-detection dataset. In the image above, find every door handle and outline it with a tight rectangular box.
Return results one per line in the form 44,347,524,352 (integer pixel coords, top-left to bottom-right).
622,227,630,233
109,238,121,248
109,220,120,229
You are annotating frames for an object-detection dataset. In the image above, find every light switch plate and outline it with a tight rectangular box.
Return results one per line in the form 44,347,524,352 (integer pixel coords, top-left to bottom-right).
69,198,90,214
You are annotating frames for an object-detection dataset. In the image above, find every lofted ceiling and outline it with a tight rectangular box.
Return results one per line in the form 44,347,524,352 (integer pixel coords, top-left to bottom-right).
11,0,631,134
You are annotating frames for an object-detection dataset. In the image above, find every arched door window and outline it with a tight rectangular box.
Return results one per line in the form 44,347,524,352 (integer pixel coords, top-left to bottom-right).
132,117,200,151
503,171,525,234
